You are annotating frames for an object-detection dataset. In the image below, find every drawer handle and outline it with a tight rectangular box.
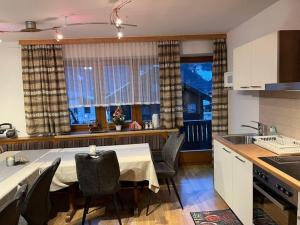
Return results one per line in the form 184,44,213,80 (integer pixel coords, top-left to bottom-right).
240,86,250,89
250,85,262,88
235,156,246,163
222,148,231,154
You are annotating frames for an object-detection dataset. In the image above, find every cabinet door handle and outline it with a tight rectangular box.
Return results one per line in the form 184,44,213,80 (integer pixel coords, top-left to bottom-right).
222,148,231,154
250,85,262,88
235,156,246,163
240,86,250,89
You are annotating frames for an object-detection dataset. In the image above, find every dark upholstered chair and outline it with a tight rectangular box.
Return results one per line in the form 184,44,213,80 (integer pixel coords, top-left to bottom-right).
0,184,27,225
75,151,122,225
21,158,61,225
147,132,185,215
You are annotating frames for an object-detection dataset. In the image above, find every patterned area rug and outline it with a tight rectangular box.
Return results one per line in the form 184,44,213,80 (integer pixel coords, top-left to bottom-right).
191,208,277,225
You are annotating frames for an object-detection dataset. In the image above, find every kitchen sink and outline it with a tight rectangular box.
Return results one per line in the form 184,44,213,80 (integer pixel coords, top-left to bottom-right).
222,134,255,145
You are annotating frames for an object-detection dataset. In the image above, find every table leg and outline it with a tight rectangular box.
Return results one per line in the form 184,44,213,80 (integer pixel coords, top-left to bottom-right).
65,185,77,223
133,182,140,217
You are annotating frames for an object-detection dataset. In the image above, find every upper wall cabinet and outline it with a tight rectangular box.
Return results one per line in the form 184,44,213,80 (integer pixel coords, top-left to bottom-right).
233,30,300,91
233,32,278,90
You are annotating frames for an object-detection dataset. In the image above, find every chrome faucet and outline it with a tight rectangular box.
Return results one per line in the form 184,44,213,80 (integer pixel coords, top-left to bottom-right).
241,121,267,136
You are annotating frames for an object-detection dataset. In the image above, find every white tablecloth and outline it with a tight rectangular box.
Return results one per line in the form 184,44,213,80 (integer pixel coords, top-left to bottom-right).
38,143,160,193
0,150,50,206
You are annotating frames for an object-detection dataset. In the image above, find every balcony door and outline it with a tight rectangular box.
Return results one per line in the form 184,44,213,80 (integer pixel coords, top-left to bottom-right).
180,56,213,151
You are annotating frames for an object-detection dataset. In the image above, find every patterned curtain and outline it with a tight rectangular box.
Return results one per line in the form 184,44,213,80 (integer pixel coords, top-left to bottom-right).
21,45,71,135
158,41,183,129
212,39,228,134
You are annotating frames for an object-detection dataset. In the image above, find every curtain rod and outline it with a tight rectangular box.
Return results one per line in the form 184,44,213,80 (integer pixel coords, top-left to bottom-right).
19,34,226,45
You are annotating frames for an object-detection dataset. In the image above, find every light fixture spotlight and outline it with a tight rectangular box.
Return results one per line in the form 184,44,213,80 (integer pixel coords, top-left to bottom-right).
117,30,123,39
55,29,64,42
116,18,122,27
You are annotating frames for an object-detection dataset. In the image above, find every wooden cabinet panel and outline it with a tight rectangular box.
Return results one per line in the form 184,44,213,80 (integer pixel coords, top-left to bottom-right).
278,30,300,83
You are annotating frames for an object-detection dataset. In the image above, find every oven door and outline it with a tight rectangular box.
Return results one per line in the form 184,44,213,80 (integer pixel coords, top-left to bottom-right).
253,179,297,225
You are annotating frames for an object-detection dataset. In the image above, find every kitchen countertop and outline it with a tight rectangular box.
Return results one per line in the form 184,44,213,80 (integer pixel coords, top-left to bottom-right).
213,133,300,192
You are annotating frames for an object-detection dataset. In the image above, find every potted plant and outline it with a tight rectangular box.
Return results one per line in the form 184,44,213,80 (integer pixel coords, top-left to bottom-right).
112,106,125,131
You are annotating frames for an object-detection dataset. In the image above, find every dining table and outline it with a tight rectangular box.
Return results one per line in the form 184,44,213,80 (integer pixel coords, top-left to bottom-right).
0,143,160,222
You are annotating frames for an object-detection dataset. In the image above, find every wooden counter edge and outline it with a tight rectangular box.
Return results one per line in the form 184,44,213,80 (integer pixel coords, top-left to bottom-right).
213,133,300,192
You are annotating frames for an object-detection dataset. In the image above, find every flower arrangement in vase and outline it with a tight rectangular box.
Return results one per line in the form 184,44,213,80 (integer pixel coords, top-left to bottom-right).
113,106,125,131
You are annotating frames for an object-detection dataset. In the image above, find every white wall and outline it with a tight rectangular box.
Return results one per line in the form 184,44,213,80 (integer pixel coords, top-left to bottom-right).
0,42,27,136
226,0,300,134
228,90,259,134
181,40,213,55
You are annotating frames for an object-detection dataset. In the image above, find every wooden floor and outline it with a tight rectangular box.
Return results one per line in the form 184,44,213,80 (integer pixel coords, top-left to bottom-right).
49,165,228,225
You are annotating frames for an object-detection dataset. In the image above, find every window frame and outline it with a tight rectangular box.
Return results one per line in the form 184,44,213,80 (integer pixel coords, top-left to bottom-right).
180,55,213,63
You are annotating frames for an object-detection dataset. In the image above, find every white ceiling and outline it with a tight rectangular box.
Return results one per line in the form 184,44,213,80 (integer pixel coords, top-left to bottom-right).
0,0,278,41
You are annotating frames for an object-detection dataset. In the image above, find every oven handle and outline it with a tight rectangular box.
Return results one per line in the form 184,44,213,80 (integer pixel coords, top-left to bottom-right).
254,181,294,211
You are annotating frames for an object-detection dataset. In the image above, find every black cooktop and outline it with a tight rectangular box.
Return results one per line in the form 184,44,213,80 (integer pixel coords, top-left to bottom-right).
259,156,300,181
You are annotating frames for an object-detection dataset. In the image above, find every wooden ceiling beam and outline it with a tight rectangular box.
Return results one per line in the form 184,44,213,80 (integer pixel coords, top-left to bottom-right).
19,33,227,45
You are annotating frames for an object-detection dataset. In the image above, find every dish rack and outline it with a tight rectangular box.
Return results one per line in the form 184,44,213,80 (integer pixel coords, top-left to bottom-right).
253,135,300,155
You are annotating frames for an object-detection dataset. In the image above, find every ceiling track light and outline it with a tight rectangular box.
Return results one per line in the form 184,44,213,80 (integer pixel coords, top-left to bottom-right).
110,0,132,31
0,0,136,40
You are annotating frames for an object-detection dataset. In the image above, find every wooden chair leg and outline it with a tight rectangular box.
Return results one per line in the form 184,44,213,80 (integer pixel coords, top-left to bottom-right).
82,197,91,225
112,194,122,225
170,178,184,209
165,178,171,195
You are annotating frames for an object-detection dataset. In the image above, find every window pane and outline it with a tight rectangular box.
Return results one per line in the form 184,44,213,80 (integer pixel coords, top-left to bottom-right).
106,105,132,123
141,104,160,121
69,107,96,125
181,62,212,121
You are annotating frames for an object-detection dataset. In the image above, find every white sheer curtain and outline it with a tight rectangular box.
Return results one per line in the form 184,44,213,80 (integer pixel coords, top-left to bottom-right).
63,42,160,108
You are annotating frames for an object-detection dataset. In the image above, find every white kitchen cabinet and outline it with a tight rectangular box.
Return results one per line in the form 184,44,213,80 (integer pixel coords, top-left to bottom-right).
233,42,252,90
213,140,233,208
233,32,278,90
232,152,253,225
251,32,278,89
214,140,253,225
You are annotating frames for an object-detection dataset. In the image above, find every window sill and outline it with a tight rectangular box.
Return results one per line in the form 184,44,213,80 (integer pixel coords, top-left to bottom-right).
0,128,179,144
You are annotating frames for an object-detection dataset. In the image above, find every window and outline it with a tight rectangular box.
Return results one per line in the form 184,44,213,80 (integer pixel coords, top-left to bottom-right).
69,107,96,125
141,104,160,121
106,105,132,123
64,42,160,131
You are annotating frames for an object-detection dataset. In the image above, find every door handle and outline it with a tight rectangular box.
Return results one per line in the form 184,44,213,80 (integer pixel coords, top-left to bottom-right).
240,86,250,89
222,148,231,154
235,156,246,163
